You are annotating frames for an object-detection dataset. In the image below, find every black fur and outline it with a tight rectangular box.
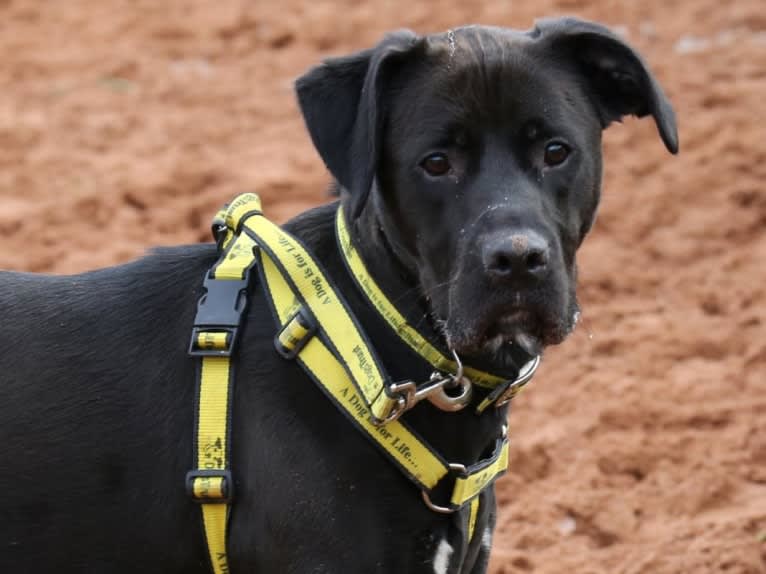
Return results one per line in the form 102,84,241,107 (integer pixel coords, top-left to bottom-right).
0,18,676,573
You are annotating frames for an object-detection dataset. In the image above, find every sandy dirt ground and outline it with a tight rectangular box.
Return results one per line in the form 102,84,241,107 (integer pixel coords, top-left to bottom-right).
1,0,764,572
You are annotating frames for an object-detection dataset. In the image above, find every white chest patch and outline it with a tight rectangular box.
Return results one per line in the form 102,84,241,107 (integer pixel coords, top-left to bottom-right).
433,538,454,574
481,527,493,552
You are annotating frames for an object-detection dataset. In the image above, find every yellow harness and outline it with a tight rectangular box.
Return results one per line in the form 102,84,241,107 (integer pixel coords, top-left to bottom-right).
185,193,540,574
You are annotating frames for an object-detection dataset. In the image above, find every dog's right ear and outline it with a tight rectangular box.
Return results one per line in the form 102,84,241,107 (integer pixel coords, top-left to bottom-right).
533,17,679,154
296,31,420,218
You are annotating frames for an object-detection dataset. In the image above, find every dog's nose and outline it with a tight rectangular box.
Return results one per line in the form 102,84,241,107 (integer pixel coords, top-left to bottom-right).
482,231,550,282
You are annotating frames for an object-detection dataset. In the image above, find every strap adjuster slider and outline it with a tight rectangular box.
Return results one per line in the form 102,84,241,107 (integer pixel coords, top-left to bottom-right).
274,307,317,359
186,469,233,504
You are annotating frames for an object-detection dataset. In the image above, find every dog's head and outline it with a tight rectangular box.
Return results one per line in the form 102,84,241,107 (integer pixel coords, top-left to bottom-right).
296,18,678,365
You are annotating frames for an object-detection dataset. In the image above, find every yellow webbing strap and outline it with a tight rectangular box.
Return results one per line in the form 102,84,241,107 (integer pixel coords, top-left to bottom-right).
335,208,508,390
188,193,513,574
451,439,509,506
231,195,510,509
259,252,510,505
468,497,480,542
188,216,261,574
195,357,232,574
238,203,399,424
259,253,447,488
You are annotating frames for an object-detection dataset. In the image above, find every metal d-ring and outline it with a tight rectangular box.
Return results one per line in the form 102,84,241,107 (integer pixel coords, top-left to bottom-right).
420,463,468,514
421,489,456,514
493,355,541,408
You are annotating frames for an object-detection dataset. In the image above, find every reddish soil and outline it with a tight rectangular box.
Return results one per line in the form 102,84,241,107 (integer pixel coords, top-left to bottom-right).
1,1,764,572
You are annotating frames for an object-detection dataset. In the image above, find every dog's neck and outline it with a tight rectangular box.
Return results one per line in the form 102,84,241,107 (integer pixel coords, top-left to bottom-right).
344,200,507,461
351,199,437,337
284,200,509,465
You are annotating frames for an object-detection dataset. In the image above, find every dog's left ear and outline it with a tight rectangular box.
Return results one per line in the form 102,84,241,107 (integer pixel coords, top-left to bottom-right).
296,31,421,217
534,18,679,154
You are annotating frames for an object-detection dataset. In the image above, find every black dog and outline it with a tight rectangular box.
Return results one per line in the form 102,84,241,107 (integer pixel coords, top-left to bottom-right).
0,18,676,574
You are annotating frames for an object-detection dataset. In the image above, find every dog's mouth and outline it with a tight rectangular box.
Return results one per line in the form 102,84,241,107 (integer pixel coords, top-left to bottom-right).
449,309,544,356
483,310,545,355
434,299,579,370
414,239,579,370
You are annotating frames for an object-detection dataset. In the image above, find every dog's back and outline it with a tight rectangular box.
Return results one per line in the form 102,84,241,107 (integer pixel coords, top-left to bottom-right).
0,214,452,573
0,246,217,572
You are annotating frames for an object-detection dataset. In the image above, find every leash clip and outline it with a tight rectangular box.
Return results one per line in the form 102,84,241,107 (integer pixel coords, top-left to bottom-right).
387,350,473,417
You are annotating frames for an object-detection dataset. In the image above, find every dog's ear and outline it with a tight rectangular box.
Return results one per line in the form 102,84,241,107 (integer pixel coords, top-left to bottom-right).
533,17,678,154
296,31,420,217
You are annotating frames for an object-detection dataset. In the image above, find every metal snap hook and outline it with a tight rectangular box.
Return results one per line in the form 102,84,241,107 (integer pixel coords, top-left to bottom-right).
426,350,473,412
426,373,473,411
385,350,474,419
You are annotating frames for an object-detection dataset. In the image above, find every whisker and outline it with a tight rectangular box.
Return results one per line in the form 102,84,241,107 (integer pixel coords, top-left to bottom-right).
575,308,595,341
389,276,455,305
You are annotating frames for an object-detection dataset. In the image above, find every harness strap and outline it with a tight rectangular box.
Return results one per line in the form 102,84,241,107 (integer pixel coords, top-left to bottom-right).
240,209,401,424
186,207,261,574
187,193,519,573
210,195,511,508
256,249,510,507
468,497,480,542
190,357,234,574
214,193,404,423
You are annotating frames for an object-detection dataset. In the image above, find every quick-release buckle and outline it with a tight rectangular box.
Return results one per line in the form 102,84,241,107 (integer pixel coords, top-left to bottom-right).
188,274,251,357
186,469,234,504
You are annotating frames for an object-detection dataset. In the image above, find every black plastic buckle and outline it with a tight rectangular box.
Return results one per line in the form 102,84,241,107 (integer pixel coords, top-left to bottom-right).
186,469,233,504
188,274,250,357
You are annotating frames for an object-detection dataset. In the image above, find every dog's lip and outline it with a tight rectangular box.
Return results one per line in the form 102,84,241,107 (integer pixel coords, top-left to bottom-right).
443,305,543,356
484,308,535,336
497,310,532,326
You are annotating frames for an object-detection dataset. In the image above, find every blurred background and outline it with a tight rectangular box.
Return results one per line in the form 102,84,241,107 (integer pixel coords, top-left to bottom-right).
1,0,764,571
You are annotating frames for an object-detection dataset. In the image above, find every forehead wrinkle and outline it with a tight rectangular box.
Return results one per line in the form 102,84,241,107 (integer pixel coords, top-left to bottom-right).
387,59,468,143
387,27,584,149
443,28,533,123
387,99,460,163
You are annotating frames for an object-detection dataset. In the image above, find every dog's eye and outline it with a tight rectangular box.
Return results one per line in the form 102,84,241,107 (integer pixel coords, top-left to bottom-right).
420,153,451,177
543,142,570,167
